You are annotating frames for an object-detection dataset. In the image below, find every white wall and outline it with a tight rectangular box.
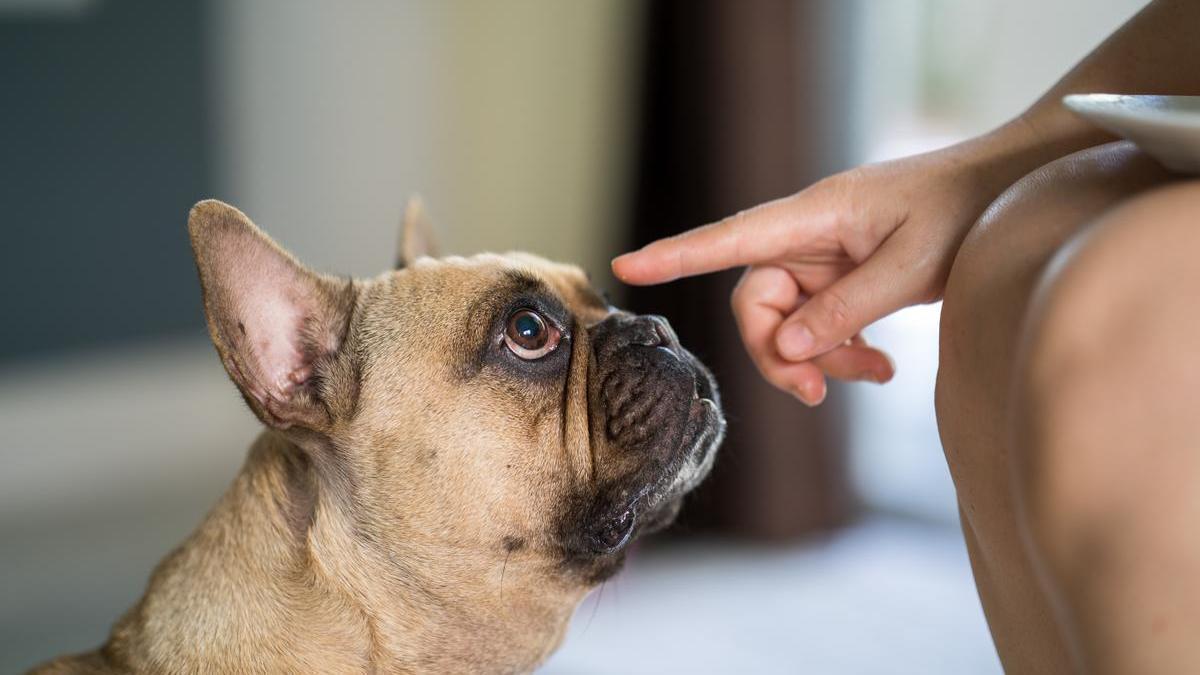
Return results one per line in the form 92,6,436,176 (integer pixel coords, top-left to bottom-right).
850,0,1148,161
212,1,439,277
212,0,641,282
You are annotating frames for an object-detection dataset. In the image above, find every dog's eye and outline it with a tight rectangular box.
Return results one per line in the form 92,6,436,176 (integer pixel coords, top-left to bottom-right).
504,309,561,360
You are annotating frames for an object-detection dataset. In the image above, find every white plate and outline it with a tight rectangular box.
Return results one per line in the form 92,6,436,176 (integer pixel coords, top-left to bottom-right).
1063,94,1200,174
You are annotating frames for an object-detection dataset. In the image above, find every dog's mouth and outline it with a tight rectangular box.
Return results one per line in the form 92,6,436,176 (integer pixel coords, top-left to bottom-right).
559,311,724,572
582,360,725,556
646,363,723,508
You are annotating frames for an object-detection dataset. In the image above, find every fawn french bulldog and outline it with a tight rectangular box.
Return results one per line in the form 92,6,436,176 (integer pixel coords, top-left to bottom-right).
34,199,723,674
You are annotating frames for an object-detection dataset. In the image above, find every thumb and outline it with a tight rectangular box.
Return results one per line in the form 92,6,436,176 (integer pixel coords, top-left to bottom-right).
774,249,917,362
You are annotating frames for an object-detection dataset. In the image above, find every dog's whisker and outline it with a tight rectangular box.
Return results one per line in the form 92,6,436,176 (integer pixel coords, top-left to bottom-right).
499,549,512,603
582,579,607,636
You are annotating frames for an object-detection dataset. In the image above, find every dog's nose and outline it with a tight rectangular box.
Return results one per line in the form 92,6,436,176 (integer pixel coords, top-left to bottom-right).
646,315,683,354
589,312,683,357
628,316,662,347
626,315,679,353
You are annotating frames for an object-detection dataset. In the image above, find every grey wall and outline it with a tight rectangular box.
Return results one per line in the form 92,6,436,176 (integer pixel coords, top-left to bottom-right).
0,0,211,363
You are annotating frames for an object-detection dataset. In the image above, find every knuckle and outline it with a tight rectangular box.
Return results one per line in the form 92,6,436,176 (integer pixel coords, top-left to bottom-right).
729,281,748,315
815,169,854,192
730,271,749,299
730,294,745,320
816,290,854,336
822,167,867,203
716,209,751,237
913,278,943,305
905,271,939,306
909,253,951,305
727,208,752,226
730,267,765,311
671,247,690,279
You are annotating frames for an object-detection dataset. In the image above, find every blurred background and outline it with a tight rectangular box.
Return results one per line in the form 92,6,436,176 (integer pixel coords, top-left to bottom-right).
0,0,1146,672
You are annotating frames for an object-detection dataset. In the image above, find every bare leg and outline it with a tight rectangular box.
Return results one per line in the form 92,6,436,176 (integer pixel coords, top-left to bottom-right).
1013,176,1200,673
936,142,1179,672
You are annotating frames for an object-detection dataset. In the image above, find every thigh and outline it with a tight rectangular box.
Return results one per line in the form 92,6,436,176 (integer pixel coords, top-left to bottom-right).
1013,177,1200,673
936,141,1178,673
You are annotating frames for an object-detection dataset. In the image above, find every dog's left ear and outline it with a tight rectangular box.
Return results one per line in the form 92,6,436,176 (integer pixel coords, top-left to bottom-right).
188,200,356,431
395,195,439,269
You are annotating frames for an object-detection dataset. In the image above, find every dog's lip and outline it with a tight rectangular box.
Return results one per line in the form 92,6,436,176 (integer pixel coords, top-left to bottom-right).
618,481,656,516
588,400,721,555
588,357,721,552
690,363,717,404
625,430,692,513
654,393,722,501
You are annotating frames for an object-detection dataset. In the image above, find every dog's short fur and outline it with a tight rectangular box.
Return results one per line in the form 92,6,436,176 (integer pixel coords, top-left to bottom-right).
33,200,724,674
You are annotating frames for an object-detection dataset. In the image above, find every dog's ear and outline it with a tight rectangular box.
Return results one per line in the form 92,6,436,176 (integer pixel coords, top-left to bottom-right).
395,195,439,269
188,200,356,431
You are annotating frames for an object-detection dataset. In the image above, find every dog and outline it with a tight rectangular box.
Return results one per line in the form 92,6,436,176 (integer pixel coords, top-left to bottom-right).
32,199,724,674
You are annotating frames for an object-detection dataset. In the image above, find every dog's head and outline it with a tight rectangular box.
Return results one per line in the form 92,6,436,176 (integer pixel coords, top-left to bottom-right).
188,199,724,592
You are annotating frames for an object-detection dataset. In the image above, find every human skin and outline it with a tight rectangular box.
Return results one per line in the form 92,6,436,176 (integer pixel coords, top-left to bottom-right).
613,1,1200,671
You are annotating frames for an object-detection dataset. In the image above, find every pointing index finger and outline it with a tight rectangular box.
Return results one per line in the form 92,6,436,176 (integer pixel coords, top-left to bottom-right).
611,196,802,285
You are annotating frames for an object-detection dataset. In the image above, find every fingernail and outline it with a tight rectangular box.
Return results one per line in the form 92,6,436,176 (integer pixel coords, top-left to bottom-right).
791,379,825,406
778,324,815,360
614,251,643,271
792,389,817,407
864,371,890,384
874,355,896,383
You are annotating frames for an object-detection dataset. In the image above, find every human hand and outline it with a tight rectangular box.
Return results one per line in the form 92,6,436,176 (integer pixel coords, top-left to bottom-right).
613,141,1022,405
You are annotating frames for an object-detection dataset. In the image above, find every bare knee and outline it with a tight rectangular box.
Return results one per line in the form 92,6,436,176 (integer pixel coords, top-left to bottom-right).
936,142,1169,474
1015,179,1200,569
940,142,1170,359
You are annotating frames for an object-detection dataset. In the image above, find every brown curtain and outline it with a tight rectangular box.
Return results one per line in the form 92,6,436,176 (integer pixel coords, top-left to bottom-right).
623,0,859,540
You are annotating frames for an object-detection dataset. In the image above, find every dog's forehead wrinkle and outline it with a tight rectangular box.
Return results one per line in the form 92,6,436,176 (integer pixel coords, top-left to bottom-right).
390,252,601,327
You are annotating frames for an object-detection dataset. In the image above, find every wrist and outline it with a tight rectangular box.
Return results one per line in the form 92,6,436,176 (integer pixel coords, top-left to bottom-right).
975,104,1115,181
939,107,1110,208
963,118,1056,185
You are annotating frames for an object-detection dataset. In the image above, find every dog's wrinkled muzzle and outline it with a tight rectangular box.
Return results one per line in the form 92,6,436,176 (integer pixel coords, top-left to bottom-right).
583,312,725,550
592,313,698,460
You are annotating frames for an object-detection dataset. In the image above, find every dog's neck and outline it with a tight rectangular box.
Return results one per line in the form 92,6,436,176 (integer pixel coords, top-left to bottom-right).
103,432,585,673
